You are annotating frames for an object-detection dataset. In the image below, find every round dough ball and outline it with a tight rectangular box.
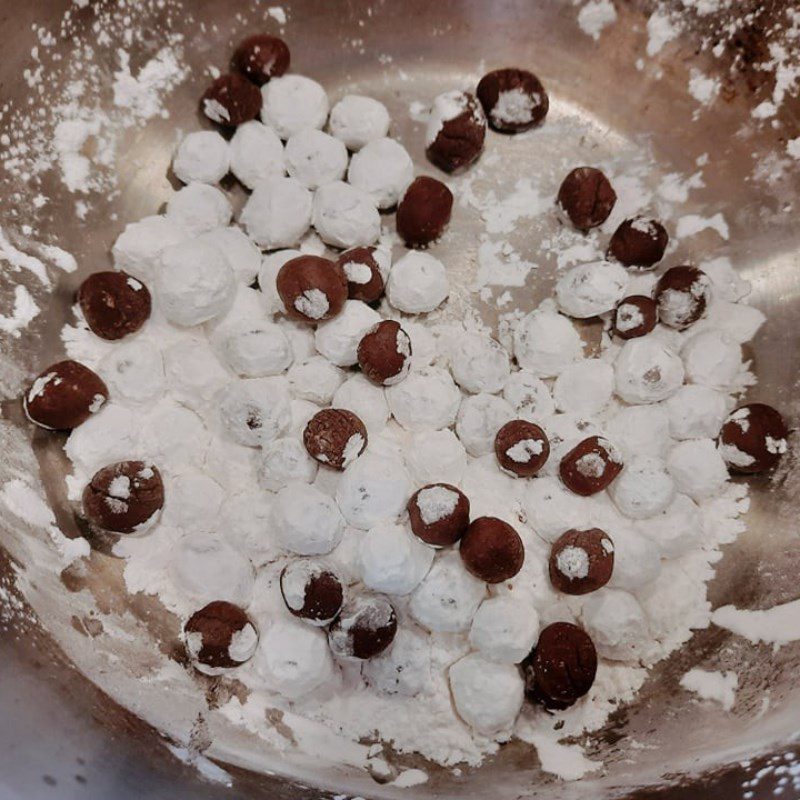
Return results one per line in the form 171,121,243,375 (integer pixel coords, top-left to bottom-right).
362,626,432,697
605,404,671,460
582,589,648,661
196,227,262,285
217,377,292,447
521,476,592,544
314,300,381,367
260,74,329,139
240,176,312,249
111,215,190,283
608,455,676,520
285,128,348,189
332,373,390,433
666,438,728,501
335,453,411,530
271,482,345,555
682,329,741,389
665,384,728,440
166,182,232,236
98,339,165,405
312,181,380,249
386,251,449,314
469,596,540,663
502,370,555,421
456,393,515,456
513,302,583,377
329,94,391,150
553,359,614,415
259,249,302,314
637,493,703,558
403,429,467,486
347,137,413,209
229,120,285,189
386,368,461,431
614,338,685,404
359,520,434,595
218,321,293,377
555,261,629,319
287,356,345,405
606,527,662,592
257,437,318,491
173,131,230,184
449,331,510,394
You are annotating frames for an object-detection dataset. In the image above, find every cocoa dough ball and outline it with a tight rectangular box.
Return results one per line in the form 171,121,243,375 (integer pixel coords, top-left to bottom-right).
337,247,385,303
560,435,623,496
521,622,597,709
476,67,549,133
357,320,412,386
719,403,789,474
557,167,616,231
23,360,109,431
202,73,262,127
460,516,524,583
328,594,397,659
184,601,258,672
276,255,348,323
77,271,151,340
303,408,368,470
655,265,712,330
232,34,290,85
407,483,470,547
495,420,550,478
426,91,486,173
280,560,344,625
613,295,658,339
82,460,164,534
396,176,454,248
548,528,614,595
608,217,668,269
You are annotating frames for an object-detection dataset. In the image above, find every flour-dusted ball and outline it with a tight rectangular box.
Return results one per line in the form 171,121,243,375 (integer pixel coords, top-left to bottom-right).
240,176,313,249
477,66,549,133
582,589,648,661
287,356,345,405
183,601,258,675
556,166,616,230
111,215,190,283
655,266,712,330
280,559,344,625
97,339,164,404
196,227,262,285
276,255,348,323
386,250,449,314
614,337,685,404
216,377,291,447
667,438,728,501
232,33,290,85
173,131,230,185
559,435,623,496
329,94,391,150
359,520,434,595
337,246,390,303
403,429,468,487
261,74,329,139
396,176,454,248
332,373,390,433
202,72,262,127
257,249,301,314
606,526,661,592
682,329,741,389
358,320,412,387
665,384,728,440
426,90,486,173
606,404,671,460
78,271,151,340
409,551,486,632
449,331,510,394
502,370,556,421
386,367,462,431
218,321,294,378
637,493,703,558
455,393,515,457
513,302,584,377
494,420,549,478
335,453,412,530
548,528,614,595
541,414,602,477
613,295,658,340
257,437,318,491
256,618,335,698
303,408,368,470
315,299,382,367
229,120,285,189
555,260,629,319
460,517,524,583
272,482,345,555
608,217,669,269
718,403,789,474
521,476,592,543
328,594,398,660
449,653,524,734
469,596,540,664
608,455,676,519
362,625,432,697
553,359,614,415
407,483,470,547
312,180,381,249
285,128,348,189
347,137,413,209
163,339,229,410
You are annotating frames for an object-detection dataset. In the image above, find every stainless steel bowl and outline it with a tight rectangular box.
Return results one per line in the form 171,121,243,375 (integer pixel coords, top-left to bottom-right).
1,0,799,798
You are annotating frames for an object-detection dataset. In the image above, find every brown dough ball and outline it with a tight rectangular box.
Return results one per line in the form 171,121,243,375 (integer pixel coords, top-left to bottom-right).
232,34,290,85
407,483,470,547
184,601,258,673
280,560,344,625
521,622,598,710
426,91,486,173
495,420,550,478
718,403,789,474
201,73,262,127
613,295,658,339
336,247,385,303
396,176,454,248
357,320,412,387
559,435,623,496
476,67,549,133
276,255,348,323
608,217,668,269
82,460,164,534
303,408,368,470
557,167,616,230
460,516,524,584
548,528,614,595
77,271,151,340
655,265,712,330
328,594,397,660
23,360,109,431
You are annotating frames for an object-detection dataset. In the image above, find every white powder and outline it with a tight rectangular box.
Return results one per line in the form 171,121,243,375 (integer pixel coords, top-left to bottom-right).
506,438,544,463
577,0,618,41
416,485,459,525
342,261,372,284
680,668,738,711
556,546,590,579
294,289,330,320
712,600,800,648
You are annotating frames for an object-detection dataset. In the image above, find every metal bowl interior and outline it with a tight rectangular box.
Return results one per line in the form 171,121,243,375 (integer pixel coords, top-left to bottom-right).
0,0,799,798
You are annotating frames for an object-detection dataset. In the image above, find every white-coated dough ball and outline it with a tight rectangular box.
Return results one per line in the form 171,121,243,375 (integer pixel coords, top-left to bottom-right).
449,331,510,394
386,251,449,314
172,131,230,185
362,626,431,697
196,227,262,285
605,404,671,459
540,413,602,477
582,588,648,661
332,373,389,433
682,329,741,389
455,393,515,456
314,300,381,367
166,182,232,236
335,453,411,531
502,371,555,421
606,526,662,591
287,356,345,404
229,120,285,189
312,181,380,249
329,94,391,150
469,596,539,663
156,240,236,327
522,476,591,543
359,520,434,595
111,215,190,283
98,340,165,405
665,384,728,440
386,368,461,431
614,338,685,404
666,438,728,501
608,455,676,520
261,75,329,139
637,493,703,558
240,177,313,249
216,377,291,447
64,404,139,473
513,301,583,377
162,473,225,535
272,482,345,555
258,249,302,315
555,260,629,318
257,438,318,492
285,128,348,189
218,321,293,377
403,429,467,486
139,403,210,472
553,359,614,415
347,137,413,209
409,551,486,633
448,653,524,735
